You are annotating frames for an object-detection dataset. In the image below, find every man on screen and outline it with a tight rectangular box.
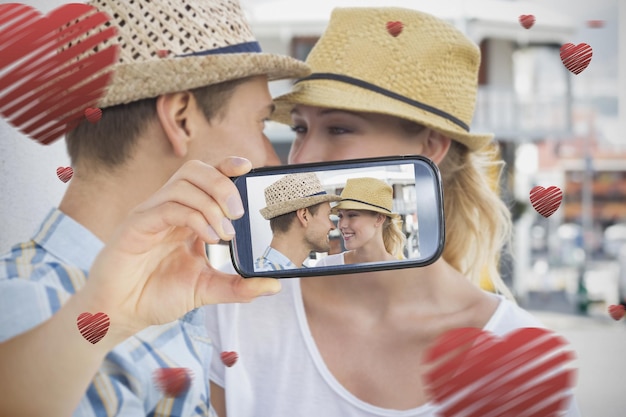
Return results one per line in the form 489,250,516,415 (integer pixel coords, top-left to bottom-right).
255,173,340,270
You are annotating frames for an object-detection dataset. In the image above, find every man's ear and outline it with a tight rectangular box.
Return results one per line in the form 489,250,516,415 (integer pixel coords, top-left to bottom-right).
421,129,452,165
295,208,309,227
156,91,195,158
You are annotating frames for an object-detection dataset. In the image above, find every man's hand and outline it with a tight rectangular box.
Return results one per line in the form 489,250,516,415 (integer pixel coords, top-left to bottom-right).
83,157,280,337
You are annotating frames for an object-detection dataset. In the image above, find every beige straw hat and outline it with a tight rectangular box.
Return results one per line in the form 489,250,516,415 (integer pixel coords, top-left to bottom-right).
260,172,340,220
332,178,399,219
272,7,492,151
80,0,309,108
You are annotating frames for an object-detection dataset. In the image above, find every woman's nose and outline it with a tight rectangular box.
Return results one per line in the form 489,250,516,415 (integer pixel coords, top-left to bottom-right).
288,135,328,164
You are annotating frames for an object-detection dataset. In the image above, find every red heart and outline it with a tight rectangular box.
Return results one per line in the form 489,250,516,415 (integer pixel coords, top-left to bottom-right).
386,21,403,37
608,304,625,321
84,107,102,124
423,327,577,417
560,43,593,75
153,368,193,397
529,186,562,218
587,20,605,29
0,4,118,145
220,351,239,367
56,166,73,183
519,15,535,29
157,49,170,58
76,312,109,344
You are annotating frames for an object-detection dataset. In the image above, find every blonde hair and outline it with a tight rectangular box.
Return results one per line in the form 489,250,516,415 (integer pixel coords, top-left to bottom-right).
438,141,514,300
383,217,407,259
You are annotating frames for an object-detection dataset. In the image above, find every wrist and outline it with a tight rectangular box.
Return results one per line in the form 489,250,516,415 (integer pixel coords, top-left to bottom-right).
68,286,139,350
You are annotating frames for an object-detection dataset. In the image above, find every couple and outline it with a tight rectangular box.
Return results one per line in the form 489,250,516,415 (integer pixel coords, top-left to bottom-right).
254,174,404,271
0,0,581,416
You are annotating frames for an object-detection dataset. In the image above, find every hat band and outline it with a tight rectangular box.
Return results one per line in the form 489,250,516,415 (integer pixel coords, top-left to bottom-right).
296,73,470,132
339,198,391,213
177,41,262,58
308,191,328,197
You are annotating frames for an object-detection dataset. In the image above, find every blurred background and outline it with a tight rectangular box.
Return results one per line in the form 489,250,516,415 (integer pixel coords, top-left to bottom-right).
1,0,624,414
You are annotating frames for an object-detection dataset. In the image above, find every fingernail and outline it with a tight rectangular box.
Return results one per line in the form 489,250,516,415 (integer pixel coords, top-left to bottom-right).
227,194,244,218
222,218,235,237
231,156,249,166
207,225,219,241
261,291,279,297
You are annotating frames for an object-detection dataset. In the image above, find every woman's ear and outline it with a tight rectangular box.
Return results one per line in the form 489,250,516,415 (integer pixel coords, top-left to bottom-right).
156,92,194,158
422,129,452,165
375,213,386,227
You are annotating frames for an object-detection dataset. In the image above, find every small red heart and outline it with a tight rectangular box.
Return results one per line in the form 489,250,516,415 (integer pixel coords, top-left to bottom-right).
608,304,625,321
529,186,563,218
157,49,170,58
84,107,102,124
153,368,193,397
0,4,118,145
519,14,535,29
386,21,403,37
220,351,238,367
56,166,73,183
76,312,109,344
587,20,605,28
423,327,577,417
560,43,593,75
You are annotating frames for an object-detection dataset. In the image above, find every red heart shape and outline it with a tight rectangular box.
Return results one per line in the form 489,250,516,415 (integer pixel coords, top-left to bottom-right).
560,43,593,75
153,368,193,397
56,166,73,183
519,14,535,29
157,49,170,58
529,186,563,218
423,327,577,417
386,21,403,37
84,107,102,124
0,3,118,145
220,351,239,367
76,312,109,344
587,20,605,29
608,304,625,321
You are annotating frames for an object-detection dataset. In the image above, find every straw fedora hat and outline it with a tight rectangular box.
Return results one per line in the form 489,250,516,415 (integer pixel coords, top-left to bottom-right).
260,172,340,220
80,0,309,108
272,7,492,151
332,178,399,219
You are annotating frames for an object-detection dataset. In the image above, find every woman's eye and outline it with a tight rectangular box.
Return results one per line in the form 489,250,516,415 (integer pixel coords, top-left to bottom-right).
290,125,307,134
328,126,350,135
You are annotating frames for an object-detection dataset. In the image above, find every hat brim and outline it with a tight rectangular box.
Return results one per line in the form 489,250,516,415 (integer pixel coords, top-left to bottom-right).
98,53,310,108
271,78,493,152
260,194,340,220
331,200,400,219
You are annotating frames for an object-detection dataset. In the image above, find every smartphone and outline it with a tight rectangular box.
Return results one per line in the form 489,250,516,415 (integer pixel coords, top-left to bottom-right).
230,155,445,278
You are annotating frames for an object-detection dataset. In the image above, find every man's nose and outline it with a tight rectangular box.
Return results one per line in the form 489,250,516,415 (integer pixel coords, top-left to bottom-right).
263,135,282,167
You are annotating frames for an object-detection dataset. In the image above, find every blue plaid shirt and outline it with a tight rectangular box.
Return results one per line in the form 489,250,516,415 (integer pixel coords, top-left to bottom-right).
254,247,298,271
0,208,215,416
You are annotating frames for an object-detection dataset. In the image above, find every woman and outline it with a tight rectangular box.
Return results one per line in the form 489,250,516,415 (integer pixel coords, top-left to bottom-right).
206,7,580,416
316,177,405,266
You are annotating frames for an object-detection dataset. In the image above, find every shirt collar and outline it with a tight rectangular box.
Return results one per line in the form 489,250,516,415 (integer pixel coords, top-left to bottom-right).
32,208,104,273
263,247,299,269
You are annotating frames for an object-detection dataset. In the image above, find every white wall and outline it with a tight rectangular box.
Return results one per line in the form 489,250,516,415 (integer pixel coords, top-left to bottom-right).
0,0,70,253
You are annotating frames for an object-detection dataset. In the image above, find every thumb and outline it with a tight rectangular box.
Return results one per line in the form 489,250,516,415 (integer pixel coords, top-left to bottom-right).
216,156,253,179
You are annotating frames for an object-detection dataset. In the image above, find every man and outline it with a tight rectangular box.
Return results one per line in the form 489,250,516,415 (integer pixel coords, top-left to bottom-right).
0,0,308,415
255,173,339,270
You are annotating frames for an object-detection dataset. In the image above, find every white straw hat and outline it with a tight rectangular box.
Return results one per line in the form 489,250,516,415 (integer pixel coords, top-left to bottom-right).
272,7,493,151
331,177,400,219
260,172,340,220
79,0,310,108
